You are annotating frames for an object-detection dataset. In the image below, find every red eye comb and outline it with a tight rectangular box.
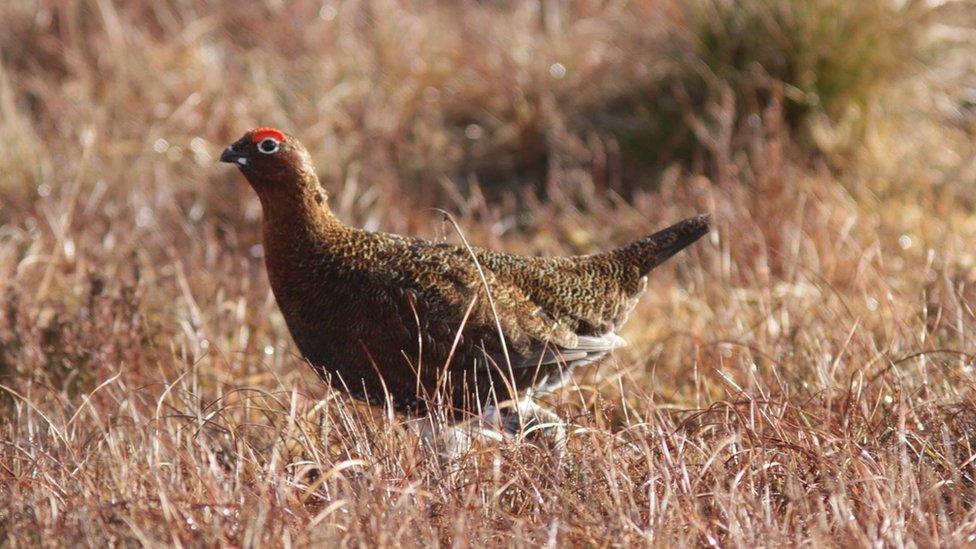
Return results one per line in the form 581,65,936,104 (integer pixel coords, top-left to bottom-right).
252,127,285,143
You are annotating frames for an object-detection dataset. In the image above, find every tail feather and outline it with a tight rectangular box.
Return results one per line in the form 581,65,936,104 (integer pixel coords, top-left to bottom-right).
612,214,711,276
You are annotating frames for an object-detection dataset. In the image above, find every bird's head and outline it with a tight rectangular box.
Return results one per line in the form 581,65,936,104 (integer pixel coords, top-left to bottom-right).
220,128,319,199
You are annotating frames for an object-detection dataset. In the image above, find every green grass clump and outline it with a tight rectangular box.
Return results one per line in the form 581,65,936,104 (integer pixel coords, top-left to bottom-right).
588,0,930,183
685,0,924,124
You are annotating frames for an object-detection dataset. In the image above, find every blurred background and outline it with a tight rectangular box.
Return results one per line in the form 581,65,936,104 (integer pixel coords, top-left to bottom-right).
3,0,976,545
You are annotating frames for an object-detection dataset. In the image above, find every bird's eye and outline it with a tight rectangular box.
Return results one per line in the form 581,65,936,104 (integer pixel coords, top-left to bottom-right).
257,138,280,155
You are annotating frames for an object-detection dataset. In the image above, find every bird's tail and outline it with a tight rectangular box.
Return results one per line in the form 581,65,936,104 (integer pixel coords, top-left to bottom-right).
611,214,711,276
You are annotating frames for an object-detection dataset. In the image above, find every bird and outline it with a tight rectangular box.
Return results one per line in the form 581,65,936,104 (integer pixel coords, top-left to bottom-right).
220,127,710,434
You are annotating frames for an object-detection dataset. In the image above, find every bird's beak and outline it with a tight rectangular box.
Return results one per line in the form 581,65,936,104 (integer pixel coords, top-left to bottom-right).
219,147,249,167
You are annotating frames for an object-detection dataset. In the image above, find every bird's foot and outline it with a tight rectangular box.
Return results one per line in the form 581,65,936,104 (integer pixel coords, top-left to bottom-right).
418,400,567,460
486,399,567,457
418,416,503,461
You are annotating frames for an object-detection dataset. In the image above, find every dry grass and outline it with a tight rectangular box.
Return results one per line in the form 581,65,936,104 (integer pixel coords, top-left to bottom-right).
2,0,976,546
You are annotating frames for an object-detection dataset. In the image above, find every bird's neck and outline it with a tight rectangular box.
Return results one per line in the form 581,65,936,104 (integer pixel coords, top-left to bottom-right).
258,173,345,252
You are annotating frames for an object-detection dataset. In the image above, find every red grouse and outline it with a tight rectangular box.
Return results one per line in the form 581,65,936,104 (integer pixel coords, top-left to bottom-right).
220,128,709,428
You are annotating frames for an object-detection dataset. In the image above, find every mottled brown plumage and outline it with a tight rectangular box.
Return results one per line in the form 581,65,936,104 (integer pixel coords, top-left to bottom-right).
220,129,710,418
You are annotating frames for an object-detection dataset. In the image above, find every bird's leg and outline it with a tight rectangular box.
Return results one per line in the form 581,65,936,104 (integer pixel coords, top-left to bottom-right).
486,399,567,456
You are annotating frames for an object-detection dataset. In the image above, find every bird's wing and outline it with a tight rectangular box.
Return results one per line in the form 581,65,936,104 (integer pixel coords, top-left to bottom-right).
471,248,644,339
373,240,627,375
446,250,633,374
